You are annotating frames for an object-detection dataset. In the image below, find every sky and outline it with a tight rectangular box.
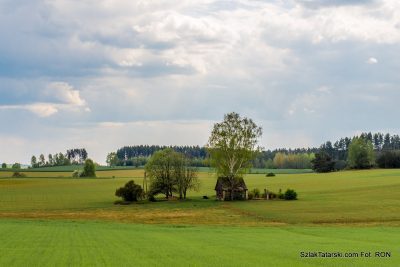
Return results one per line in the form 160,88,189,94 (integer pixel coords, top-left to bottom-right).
1,0,400,164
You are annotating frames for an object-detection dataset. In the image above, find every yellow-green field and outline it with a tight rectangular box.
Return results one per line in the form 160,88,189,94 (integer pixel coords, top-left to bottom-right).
0,169,399,266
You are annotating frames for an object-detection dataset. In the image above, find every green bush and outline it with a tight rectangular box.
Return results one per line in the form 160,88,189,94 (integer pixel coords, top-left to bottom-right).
81,159,96,177
266,172,275,177
115,180,143,202
12,172,26,178
247,191,254,200
148,195,156,202
72,170,83,178
284,189,297,200
251,188,260,198
278,189,284,199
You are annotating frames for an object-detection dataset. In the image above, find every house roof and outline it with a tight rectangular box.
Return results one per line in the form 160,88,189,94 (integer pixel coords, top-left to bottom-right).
215,176,248,191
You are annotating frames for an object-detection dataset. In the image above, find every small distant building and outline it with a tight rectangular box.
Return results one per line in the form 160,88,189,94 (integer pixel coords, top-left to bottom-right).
215,176,248,201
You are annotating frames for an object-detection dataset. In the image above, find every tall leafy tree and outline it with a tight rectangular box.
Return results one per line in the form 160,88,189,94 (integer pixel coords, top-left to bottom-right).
12,163,21,169
106,152,118,167
173,155,199,199
48,154,54,166
145,148,178,199
347,137,375,169
2,163,7,169
31,156,37,168
207,112,262,200
39,154,46,167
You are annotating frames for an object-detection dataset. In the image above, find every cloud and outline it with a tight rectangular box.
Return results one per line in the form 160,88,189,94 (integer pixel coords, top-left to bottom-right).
0,103,58,117
297,0,378,9
47,82,86,106
367,57,378,64
0,81,88,117
1,0,400,163
26,103,59,117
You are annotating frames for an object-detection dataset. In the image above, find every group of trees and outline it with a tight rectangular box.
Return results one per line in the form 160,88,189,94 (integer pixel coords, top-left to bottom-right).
116,112,263,202
1,163,21,169
116,148,199,202
66,149,88,164
272,152,315,169
109,146,318,169
319,132,400,161
145,149,199,200
31,148,88,168
312,132,400,172
111,145,208,167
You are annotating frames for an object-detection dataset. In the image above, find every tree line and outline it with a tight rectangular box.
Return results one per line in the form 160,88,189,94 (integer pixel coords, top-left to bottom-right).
108,132,400,169
30,148,88,168
319,132,400,161
312,133,400,172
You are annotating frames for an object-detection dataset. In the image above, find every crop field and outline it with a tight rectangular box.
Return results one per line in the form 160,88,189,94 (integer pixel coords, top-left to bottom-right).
0,169,399,266
0,220,397,267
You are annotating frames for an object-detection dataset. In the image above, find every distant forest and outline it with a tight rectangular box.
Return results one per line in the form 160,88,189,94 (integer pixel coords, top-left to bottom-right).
113,132,400,169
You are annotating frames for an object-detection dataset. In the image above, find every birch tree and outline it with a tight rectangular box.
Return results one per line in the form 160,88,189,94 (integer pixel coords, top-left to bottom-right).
207,112,262,200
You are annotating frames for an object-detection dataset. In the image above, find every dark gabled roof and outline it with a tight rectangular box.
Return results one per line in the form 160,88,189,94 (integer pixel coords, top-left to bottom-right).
215,176,247,191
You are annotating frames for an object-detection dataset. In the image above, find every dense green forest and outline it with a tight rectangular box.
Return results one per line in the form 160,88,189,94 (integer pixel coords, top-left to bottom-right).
12,132,399,170
108,132,400,169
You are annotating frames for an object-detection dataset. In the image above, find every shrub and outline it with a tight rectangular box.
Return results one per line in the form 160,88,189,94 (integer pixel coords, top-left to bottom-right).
81,159,96,177
12,172,26,178
251,188,261,198
115,180,143,202
266,172,275,177
278,189,284,199
72,170,83,178
148,195,156,202
247,191,254,200
284,189,297,200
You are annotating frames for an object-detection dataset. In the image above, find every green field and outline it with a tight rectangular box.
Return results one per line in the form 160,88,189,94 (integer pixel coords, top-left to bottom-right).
0,220,397,267
0,169,399,266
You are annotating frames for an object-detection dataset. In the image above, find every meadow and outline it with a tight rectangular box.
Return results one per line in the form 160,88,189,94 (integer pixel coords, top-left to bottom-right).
0,169,399,266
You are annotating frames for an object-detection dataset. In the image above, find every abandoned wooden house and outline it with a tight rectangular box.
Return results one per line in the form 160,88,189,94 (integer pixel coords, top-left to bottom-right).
215,177,248,200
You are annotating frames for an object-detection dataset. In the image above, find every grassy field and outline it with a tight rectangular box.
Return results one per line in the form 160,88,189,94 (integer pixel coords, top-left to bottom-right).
0,169,399,266
0,219,397,267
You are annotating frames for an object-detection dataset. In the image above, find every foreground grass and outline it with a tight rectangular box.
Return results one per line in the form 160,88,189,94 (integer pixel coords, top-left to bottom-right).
0,219,397,267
